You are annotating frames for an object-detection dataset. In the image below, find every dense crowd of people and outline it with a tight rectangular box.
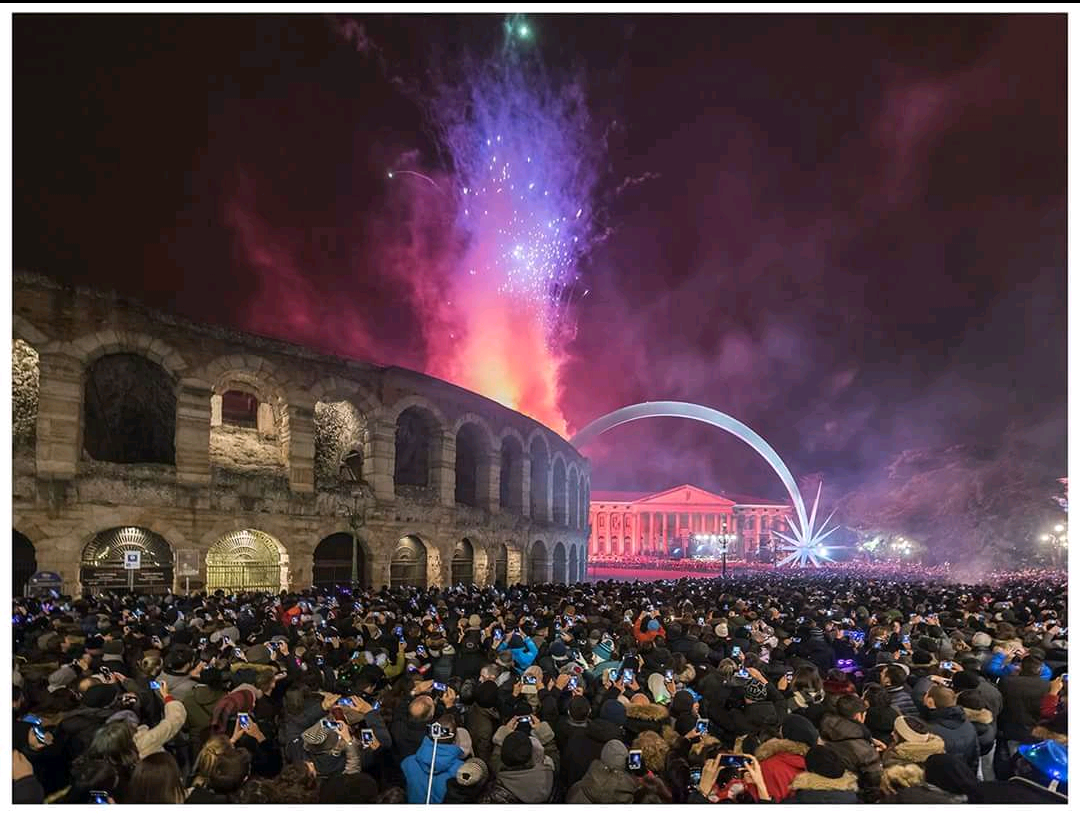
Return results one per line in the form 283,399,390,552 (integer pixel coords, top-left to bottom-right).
13,570,1068,804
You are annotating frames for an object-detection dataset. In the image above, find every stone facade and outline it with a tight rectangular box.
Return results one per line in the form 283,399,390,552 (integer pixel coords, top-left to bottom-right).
12,272,590,593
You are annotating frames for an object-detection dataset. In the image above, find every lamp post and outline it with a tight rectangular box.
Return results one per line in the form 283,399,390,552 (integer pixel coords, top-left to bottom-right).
719,533,736,578
339,494,366,590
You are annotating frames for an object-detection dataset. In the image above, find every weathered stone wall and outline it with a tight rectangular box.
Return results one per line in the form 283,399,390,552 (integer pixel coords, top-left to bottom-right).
12,272,591,592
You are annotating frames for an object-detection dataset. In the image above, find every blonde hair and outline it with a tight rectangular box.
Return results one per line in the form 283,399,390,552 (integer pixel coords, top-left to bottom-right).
192,735,235,788
633,730,670,773
139,654,163,678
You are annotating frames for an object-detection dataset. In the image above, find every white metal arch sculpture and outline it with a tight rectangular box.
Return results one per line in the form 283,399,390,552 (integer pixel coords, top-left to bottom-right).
569,401,838,567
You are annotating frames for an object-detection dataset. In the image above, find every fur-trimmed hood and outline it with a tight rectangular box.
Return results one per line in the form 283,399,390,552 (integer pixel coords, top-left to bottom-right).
961,707,993,725
885,736,946,764
789,770,859,791
755,738,811,762
625,702,669,722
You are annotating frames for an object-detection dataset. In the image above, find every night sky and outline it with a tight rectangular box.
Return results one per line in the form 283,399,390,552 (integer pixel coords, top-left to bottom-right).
14,14,1067,540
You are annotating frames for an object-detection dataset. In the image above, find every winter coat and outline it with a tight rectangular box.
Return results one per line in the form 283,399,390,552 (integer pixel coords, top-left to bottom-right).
884,784,967,804
497,637,539,672
623,702,668,741
962,706,996,756
998,674,1050,742
390,706,432,763
754,737,809,802
818,714,882,789
134,698,187,758
465,703,500,765
881,735,945,768
182,684,226,747
490,721,559,775
788,770,859,803
793,636,835,676
561,718,625,787
555,716,588,753
970,777,1068,804
452,648,488,681
885,684,919,717
924,706,978,771
985,651,1052,680
566,758,637,804
401,736,465,804
480,757,557,803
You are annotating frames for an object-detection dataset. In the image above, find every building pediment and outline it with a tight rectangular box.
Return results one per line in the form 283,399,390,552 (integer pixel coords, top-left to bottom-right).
633,484,736,508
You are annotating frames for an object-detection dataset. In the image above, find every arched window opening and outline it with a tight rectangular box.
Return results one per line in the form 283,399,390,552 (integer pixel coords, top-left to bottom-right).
552,542,567,584
220,389,259,428
529,438,549,522
84,353,176,465
528,541,549,584
494,544,509,586
552,459,567,525
395,407,438,491
13,530,37,597
314,400,365,489
13,339,39,449
455,424,485,508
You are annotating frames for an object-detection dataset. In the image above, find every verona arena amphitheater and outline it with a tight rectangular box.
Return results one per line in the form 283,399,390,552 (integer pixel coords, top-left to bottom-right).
12,271,590,595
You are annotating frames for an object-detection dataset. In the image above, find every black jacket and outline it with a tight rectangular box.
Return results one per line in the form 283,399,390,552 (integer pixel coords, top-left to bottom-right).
924,706,979,771
999,674,1049,742
561,718,624,788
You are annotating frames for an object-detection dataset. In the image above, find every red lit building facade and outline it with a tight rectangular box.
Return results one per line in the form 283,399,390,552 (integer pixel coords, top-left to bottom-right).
588,484,792,559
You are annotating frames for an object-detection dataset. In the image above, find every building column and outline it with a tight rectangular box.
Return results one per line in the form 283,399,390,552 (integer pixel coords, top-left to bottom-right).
661,513,668,553
520,456,531,518
174,378,212,486
631,513,640,554
366,418,396,501
481,450,500,513
287,403,316,493
35,352,83,479
432,430,456,507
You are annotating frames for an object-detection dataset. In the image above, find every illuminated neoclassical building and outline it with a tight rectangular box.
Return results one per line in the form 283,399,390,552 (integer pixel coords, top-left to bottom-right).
12,272,589,595
589,484,792,559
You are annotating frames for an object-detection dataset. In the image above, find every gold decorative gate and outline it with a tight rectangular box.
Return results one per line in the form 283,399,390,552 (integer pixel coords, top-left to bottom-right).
206,529,283,592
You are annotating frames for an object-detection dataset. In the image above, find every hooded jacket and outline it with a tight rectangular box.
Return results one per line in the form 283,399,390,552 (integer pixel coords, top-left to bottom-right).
818,714,882,789
182,684,226,747
464,703,500,765
788,770,859,803
885,683,919,717
962,706,996,756
401,736,465,804
481,754,557,803
999,673,1050,742
924,706,978,771
755,738,810,801
623,702,668,740
566,758,638,804
497,636,539,672
882,735,946,767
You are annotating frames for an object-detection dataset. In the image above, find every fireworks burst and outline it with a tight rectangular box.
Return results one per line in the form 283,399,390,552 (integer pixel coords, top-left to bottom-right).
775,481,840,567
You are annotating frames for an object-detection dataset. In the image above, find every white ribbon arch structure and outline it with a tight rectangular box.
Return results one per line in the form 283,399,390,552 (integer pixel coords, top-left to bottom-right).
569,401,837,567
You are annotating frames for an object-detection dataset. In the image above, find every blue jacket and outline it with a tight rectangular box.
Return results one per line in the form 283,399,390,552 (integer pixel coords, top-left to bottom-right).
401,736,464,804
498,637,539,672
985,651,1052,680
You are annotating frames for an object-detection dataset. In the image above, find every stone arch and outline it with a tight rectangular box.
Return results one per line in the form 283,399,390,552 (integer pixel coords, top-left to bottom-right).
387,397,447,495
552,541,567,584
13,529,37,596
567,465,580,530
84,353,177,465
454,419,493,509
311,378,380,490
313,531,372,589
498,430,526,514
206,528,288,593
528,434,551,522
579,476,589,530
568,543,578,583
451,538,476,586
203,355,294,473
550,454,568,526
70,330,188,380
12,314,51,347
80,526,175,594
528,539,550,584
390,534,429,589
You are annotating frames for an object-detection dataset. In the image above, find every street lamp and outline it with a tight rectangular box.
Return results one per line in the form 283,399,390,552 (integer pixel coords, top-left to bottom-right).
1042,522,1067,567
338,494,366,590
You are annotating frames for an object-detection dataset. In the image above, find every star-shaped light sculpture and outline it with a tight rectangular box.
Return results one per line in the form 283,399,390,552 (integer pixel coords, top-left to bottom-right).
775,482,840,568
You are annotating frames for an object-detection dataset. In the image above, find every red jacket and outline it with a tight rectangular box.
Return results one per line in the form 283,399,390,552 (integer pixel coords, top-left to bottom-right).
755,738,810,801
633,615,666,644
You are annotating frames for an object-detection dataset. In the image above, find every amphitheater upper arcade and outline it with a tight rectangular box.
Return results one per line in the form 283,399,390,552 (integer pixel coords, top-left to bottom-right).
12,273,590,593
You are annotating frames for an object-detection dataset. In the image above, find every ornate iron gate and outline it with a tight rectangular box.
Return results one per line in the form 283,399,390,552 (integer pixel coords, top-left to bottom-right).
206,530,282,593
390,536,427,589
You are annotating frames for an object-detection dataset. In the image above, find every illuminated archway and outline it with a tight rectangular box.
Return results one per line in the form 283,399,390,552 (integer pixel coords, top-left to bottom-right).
570,401,838,566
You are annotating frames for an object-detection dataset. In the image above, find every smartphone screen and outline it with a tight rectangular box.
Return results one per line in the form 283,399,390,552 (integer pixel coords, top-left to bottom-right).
238,713,250,728
627,749,643,771
433,682,447,692
608,668,619,681
696,718,709,734
360,728,374,747
148,680,161,690
622,669,634,683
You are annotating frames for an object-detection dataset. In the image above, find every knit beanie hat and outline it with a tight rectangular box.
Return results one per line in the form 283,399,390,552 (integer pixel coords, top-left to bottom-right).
646,619,660,632
601,739,629,771
455,757,489,787
475,680,500,709
952,670,981,692
781,713,819,748
600,699,627,726
971,632,992,649
670,690,695,718
743,679,769,702
83,682,119,708
805,745,846,779
675,713,699,737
